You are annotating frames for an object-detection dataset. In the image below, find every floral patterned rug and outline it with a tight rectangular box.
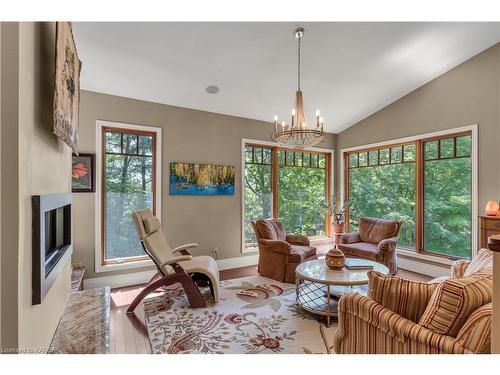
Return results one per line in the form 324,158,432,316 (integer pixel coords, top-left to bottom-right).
143,275,337,354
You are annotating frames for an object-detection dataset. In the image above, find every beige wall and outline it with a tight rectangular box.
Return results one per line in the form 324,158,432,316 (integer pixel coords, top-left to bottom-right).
494,253,500,353
1,22,20,350
336,43,500,213
16,22,72,351
494,39,500,355
0,22,3,345
336,42,500,353
74,91,336,280
1,22,72,351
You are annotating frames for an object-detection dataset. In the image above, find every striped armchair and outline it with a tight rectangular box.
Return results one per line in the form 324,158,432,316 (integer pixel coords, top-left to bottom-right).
334,249,493,354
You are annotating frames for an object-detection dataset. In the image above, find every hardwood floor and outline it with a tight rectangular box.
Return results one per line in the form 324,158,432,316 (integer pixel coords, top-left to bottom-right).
109,257,431,354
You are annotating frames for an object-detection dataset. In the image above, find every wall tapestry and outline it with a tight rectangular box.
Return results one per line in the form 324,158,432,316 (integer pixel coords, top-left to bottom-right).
53,21,82,154
170,162,235,195
72,153,95,193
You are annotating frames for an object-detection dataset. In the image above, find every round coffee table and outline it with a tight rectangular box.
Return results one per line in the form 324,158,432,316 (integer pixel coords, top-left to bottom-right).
295,258,389,326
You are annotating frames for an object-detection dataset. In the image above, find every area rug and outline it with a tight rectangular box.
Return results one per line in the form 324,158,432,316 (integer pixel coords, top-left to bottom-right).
143,275,337,354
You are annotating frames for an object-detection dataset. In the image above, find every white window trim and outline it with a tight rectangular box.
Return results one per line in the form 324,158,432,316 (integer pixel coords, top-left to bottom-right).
339,124,478,261
95,120,162,273
241,138,335,254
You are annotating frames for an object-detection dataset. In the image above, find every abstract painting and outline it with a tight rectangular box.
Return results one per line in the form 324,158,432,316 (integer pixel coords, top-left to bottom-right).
53,22,82,154
72,153,95,192
170,162,235,195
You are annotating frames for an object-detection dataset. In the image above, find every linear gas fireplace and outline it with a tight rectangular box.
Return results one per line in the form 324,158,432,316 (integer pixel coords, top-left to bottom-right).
32,192,73,305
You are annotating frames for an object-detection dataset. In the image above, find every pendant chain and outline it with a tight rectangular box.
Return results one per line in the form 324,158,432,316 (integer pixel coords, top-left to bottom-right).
297,34,301,91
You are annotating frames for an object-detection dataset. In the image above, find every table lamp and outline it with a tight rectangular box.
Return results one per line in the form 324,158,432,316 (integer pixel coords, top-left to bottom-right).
485,200,499,216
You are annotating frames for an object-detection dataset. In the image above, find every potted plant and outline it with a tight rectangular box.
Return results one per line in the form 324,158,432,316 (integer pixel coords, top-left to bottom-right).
320,195,352,234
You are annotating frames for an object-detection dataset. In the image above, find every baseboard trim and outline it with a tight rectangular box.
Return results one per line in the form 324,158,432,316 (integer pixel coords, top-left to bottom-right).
83,253,445,289
398,257,450,278
216,255,259,271
83,255,260,289
83,269,157,290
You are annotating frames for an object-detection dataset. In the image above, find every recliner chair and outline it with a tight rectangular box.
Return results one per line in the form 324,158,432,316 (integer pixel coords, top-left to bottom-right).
127,209,220,314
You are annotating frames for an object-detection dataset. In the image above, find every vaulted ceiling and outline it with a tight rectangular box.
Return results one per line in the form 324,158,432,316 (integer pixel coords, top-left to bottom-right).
73,22,500,133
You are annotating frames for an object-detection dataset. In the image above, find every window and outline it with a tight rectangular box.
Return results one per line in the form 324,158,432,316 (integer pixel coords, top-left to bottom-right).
347,144,416,249
423,135,472,257
244,146,273,248
277,150,327,237
344,130,473,259
243,143,332,250
98,124,160,268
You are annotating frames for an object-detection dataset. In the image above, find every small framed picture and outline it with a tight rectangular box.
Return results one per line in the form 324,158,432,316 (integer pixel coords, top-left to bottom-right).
72,153,95,192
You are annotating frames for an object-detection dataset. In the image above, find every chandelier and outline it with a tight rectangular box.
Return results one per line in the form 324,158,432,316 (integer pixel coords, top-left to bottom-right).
272,27,324,149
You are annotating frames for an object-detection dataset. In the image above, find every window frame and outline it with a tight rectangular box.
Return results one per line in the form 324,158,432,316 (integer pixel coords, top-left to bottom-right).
341,125,477,262
241,138,334,253
419,131,473,259
95,120,162,273
345,140,417,250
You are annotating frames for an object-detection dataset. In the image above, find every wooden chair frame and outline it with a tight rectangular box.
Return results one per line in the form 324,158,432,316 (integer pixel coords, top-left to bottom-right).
126,242,209,314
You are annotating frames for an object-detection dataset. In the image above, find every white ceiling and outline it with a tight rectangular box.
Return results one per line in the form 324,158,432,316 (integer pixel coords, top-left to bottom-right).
73,22,500,134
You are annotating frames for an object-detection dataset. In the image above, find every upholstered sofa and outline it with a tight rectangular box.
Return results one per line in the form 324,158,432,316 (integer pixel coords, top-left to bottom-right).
252,218,317,283
334,248,493,354
339,217,402,275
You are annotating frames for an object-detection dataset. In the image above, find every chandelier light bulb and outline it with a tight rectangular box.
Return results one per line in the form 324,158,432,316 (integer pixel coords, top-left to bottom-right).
274,115,278,122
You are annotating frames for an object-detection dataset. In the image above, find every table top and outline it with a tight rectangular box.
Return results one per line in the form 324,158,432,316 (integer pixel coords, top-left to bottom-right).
295,258,389,286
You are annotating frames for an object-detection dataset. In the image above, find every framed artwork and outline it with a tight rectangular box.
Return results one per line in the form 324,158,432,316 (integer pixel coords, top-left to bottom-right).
170,162,235,196
72,153,95,193
53,21,82,155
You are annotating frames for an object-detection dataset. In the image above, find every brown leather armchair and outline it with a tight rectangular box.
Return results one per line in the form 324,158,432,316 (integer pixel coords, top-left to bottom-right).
338,217,402,275
252,218,317,283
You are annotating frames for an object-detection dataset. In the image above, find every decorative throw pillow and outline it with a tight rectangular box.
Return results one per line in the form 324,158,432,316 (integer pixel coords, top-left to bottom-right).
418,271,493,336
455,303,492,353
464,248,493,277
368,271,438,323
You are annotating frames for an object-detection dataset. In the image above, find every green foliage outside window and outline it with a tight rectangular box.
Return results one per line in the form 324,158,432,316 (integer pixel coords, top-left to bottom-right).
278,166,326,237
244,146,328,247
348,135,472,258
244,163,272,247
423,155,471,258
104,131,154,260
349,163,416,249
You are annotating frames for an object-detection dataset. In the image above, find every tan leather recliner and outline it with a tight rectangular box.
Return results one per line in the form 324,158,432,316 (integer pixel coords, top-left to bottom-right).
252,218,317,283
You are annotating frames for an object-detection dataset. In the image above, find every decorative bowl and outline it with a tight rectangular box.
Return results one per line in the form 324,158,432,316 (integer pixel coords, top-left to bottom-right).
325,248,345,270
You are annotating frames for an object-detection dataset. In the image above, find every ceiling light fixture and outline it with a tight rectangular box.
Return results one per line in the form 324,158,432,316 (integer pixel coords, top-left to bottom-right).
272,28,324,149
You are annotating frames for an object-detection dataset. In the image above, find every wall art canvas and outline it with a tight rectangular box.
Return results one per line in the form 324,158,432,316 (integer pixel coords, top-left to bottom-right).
72,153,95,192
53,21,82,154
170,162,235,195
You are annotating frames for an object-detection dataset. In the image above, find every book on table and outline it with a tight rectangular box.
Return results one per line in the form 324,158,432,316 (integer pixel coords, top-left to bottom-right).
344,259,374,270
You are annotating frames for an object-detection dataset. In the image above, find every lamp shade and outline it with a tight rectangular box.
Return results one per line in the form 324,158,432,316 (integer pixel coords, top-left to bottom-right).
485,200,499,216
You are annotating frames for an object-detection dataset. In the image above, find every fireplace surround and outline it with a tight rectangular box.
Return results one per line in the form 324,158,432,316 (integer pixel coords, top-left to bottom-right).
32,192,73,305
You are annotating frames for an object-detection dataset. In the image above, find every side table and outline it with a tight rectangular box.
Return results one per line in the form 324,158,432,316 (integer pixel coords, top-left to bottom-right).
488,234,500,252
